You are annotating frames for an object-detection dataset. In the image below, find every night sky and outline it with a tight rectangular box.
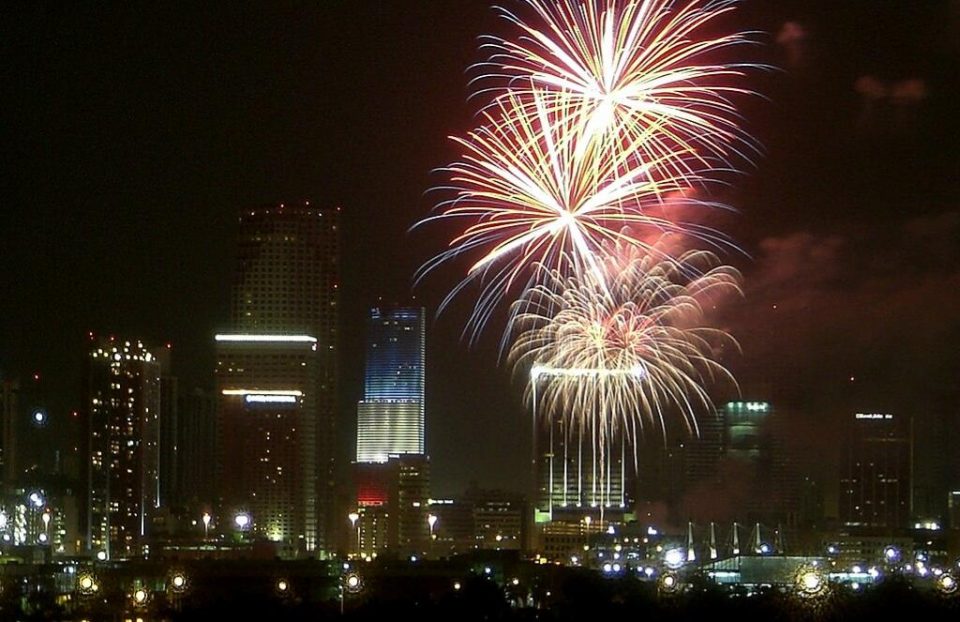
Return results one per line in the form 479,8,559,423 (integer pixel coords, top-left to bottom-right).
2,1,958,496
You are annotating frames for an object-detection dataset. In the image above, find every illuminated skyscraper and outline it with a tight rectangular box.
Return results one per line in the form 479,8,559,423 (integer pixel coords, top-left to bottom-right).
216,202,339,556
85,339,161,559
356,306,424,463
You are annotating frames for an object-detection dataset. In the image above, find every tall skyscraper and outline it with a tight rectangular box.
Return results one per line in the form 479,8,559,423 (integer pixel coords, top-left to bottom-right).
85,339,161,559
352,306,428,557
839,412,913,530
157,347,178,509
176,388,217,510
0,379,18,486
356,306,424,463
216,202,339,556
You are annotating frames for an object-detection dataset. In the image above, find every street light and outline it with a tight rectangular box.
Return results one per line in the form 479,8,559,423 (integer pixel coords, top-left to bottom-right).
234,512,251,530
937,573,958,595
41,511,51,544
202,512,212,539
795,565,828,600
348,512,360,558
168,571,189,594
427,514,438,539
340,572,363,614
131,587,149,608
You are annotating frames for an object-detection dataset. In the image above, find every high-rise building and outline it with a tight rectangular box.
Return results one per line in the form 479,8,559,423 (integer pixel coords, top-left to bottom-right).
356,306,424,463
839,412,913,530
216,202,339,556
948,491,960,530
157,348,178,509
176,388,217,511
354,455,430,557
683,408,726,494
0,379,17,486
85,339,162,559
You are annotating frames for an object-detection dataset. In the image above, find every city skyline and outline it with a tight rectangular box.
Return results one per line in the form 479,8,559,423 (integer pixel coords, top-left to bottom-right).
1,1,957,499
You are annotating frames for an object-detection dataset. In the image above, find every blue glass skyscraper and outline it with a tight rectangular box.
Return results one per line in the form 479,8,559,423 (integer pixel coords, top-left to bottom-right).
356,307,425,463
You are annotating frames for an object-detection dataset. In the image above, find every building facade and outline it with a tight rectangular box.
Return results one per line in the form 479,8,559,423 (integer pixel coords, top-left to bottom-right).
354,455,431,558
216,202,340,556
839,412,913,530
356,306,425,463
86,339,162,559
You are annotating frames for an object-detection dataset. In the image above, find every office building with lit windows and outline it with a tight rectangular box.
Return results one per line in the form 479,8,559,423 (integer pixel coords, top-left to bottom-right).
354,455,430,558
215,202,340,556
839,412,913,530
356,306,424,463
351,306,429,556
85,339,161,559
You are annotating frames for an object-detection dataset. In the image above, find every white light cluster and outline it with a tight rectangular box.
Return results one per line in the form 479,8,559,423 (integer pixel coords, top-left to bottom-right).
215,334,317,343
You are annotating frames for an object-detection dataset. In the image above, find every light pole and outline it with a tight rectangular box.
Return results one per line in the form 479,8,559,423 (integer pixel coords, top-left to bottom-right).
340,571,362,614
348,512,359,559
41,511,51,545
427,514,438,556
202,512,211,539
234,512,251,541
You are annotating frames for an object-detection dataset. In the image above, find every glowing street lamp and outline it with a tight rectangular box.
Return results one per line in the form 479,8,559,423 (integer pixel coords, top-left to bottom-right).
28,491,44,508
77,573,99,596
938,573,957,595
427,514,438,539
340,572,363,614
202,512,212,538
169,571,188,594
234,512,251,530
795,565,828,600
664,548,685,569
131,587,149,607
348,512,360,558
883,545,901,565
659,572,680,594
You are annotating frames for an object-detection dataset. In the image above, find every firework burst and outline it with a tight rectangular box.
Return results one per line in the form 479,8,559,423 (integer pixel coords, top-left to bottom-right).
415,88,731,342
476,0,759,180
509,245,740,464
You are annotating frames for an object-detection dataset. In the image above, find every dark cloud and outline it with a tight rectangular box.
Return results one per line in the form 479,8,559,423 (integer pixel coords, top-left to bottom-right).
723,211,960,416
